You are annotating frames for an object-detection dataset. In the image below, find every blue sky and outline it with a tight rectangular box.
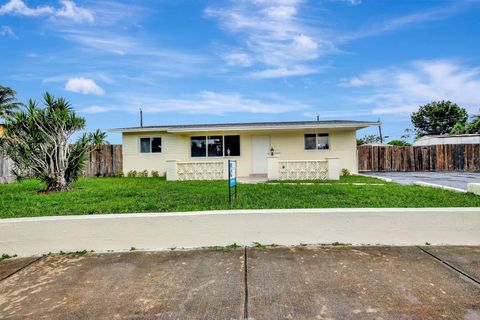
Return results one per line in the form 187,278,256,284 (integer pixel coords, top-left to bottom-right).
1,0,480,143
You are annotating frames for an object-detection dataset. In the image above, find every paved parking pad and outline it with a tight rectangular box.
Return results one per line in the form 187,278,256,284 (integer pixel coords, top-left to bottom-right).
247,246,480,320
0,250,245,320
421,246,480,283
362,171,480,190
1,246,479,320
0,257,39,281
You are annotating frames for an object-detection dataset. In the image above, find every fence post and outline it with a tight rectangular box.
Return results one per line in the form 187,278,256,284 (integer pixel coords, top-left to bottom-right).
166,160,178,181
326,157,340,180
267,155,279,180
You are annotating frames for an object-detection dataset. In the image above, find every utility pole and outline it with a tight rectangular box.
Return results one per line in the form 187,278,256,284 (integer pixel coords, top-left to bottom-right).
140,108,143,127
378,117,383,144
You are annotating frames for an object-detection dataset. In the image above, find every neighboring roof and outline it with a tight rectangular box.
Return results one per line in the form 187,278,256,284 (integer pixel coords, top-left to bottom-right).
416,134,480,140
109,120,380,133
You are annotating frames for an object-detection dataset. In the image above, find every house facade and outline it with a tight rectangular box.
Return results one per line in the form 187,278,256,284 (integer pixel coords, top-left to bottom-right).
110,120,379,180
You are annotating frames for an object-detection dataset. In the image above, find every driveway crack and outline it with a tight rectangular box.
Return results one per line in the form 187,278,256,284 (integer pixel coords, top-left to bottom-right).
0,256,44,282
417,246,480,287
244,247,249,320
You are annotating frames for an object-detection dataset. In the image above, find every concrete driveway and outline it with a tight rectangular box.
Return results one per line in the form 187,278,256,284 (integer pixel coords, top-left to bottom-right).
1,246,479,319
362,171,480,190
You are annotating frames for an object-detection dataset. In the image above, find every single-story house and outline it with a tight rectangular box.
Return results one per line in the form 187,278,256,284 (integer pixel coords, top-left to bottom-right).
110,120,379,181
414,134,480,146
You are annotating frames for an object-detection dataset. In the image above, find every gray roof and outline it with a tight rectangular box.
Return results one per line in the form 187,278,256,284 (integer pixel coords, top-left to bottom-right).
110,120,380,133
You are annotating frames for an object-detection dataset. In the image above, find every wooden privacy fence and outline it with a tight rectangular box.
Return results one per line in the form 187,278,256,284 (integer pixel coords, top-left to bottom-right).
0,145,123,183
358,144,480,172
0,152,14,183
83,144,123,177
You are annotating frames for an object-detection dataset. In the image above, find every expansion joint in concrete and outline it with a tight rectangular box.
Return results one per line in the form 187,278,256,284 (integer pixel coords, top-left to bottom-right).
0,256,44,282
243,247,249,320
417,246,480,287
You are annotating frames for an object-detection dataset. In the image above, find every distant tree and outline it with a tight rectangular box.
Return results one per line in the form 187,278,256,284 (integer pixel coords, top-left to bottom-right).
411,101,468,137
467,113,480,134
357,134,382,146
387,140,412,146
450,122,467,134
0,85,23,119
0,92,106,192
400,128,414,141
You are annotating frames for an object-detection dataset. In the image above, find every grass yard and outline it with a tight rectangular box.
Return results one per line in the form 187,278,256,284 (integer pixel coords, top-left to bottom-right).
0,176,479,218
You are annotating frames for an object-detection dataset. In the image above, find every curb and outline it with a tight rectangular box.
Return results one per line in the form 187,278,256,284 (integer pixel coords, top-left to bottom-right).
414,181,467,193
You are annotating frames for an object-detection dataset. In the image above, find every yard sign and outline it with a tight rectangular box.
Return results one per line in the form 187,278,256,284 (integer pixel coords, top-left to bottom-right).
228,160,237,204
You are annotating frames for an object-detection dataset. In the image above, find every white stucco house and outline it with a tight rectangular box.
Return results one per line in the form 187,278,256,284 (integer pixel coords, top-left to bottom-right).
110,120,379,181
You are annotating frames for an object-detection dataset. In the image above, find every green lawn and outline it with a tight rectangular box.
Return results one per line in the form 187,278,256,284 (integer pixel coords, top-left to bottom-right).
0,176,479,218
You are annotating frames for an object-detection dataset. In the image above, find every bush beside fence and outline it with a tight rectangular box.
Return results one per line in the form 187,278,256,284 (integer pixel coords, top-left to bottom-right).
0,144,123,183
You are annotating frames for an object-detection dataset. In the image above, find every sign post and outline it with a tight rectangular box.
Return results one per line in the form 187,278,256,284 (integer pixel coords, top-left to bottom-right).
228,160,237,204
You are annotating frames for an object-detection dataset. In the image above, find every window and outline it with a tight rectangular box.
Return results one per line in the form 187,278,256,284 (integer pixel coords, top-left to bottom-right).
304,134,316,150
191,136,206,157
140,137,162,153
305,133,329,150
191,135,240,157
208,136,223,157
225,135,240,156
151,138,162,153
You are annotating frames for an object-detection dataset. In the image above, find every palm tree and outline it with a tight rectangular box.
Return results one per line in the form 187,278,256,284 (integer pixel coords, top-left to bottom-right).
468,113,480,134
0,85,23,119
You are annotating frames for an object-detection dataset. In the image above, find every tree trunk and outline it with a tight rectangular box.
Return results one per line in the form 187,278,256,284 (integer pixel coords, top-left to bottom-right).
45,175,71,192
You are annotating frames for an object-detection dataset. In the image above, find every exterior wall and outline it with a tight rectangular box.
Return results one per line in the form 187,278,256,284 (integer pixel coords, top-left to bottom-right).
123,132,189,175
122,128,358,177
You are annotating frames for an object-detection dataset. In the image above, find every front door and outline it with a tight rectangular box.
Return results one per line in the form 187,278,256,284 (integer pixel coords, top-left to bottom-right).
251,136,269,174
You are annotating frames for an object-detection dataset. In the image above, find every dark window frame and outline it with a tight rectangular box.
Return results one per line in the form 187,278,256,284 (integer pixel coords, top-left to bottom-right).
190,135,241,157
139,137,162,154
304,133,330,150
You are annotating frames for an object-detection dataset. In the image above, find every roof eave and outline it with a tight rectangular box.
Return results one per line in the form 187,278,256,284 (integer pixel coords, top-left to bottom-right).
109,122,380,133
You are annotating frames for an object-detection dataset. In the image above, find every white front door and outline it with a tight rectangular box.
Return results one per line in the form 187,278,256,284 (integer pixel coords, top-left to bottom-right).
251,136,269,174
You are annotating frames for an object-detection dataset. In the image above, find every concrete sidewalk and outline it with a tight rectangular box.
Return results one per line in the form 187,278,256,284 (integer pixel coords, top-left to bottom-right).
1,246,479,319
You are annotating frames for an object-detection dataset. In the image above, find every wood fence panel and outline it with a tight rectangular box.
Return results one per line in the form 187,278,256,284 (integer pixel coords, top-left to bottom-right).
0,152,14,184
0,145,123,183
82,144,123,177
358,144,480,172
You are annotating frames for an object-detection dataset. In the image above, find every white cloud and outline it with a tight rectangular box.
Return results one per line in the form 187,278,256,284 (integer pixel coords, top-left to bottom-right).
339,3,464,43
81,105,109,114
65,77,105,96
223,52,254,67
0,25,16,37
0,0,53,16
81,91,305,115
341,60,480,116
55,1,94,23
345,0,361,5
206,0,328,78
0,0,93,23
251,65,318,78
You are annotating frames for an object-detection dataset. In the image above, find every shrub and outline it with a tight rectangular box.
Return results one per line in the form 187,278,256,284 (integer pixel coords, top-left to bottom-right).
116,171,124,178
0,92,106,191
151,170,160,178
387,140,412,146
139,170,149,177
127,170,138,177
341,168,350,176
